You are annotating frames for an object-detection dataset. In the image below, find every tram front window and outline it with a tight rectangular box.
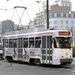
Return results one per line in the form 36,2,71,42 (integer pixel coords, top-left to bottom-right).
54,37,72,48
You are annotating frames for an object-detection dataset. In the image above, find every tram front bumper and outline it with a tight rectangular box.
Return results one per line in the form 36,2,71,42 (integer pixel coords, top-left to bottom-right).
60,58,73,63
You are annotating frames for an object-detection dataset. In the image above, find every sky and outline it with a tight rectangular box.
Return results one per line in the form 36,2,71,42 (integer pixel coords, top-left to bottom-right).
0,0,74,25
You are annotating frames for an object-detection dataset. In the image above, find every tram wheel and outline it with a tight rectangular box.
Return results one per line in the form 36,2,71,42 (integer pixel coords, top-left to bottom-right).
68,62,72,65
34,59,41,65
6,56,13,62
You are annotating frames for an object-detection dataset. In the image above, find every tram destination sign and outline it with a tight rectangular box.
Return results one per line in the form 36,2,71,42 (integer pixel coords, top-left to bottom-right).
59,31,70,35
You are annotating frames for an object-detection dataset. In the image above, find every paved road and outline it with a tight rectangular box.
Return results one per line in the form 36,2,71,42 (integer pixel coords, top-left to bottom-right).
0,58,75,75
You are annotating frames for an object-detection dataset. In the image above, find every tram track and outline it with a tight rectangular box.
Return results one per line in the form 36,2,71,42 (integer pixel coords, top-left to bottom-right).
0,59,75,73
0,62,2,66
0,60,13,70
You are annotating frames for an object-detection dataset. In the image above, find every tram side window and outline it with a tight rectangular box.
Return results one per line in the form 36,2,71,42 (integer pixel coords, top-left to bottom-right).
24,38,28,48
5,39,9,47
42,36,46,48
29,38,34,48
47,36,52,48
3,39,5,47
35,37,41,48
14,39,17,48
9,39,13,48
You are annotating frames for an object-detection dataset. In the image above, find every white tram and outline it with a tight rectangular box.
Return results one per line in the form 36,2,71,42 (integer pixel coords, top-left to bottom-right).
3,28,73,65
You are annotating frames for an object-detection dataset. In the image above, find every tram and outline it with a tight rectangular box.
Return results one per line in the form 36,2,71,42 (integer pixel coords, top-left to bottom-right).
3,28,73,65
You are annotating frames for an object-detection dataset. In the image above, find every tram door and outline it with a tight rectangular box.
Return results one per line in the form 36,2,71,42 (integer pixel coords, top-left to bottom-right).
42,36,52,64
47,36,52,64
18,38,23,61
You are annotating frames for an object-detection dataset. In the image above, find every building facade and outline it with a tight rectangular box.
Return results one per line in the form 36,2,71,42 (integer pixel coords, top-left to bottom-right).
2,20,14,34
0,20,14,43
29,0,75,45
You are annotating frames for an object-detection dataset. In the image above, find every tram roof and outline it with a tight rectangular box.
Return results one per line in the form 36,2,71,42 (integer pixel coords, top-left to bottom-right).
3,27,71,37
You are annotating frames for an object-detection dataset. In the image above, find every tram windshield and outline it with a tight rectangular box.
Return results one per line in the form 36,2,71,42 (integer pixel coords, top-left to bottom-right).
54,37,72,48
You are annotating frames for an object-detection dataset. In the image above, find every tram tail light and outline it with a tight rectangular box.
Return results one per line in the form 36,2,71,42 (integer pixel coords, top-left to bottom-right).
4,49,7,52
4,50,6,52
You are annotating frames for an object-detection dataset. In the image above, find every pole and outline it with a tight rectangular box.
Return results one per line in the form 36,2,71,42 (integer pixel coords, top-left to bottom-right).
47,0,49,29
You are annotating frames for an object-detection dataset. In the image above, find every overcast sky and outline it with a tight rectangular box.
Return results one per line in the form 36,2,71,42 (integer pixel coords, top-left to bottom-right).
0,0,74,25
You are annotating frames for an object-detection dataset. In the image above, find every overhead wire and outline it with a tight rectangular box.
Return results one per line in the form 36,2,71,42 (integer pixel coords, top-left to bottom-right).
0,0,9,10
0,0,39,22
0,0,40,13
0,0,39,30
2,1,8,9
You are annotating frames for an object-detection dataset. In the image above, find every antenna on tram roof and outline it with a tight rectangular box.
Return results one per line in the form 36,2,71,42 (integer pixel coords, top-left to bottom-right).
11,6,31,30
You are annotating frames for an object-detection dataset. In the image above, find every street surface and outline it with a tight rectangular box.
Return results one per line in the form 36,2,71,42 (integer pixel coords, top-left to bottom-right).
0,58,75,75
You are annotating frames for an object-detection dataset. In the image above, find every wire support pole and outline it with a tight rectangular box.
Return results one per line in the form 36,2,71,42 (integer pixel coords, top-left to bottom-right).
47,0,49,29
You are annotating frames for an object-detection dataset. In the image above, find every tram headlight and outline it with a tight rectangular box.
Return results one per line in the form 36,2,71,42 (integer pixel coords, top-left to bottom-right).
62,56,64,58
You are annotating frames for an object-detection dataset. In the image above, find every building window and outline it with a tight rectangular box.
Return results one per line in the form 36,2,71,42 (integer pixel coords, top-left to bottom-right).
50,14,52,17
66,20,68,24
57,14,60,17
67,3,69,6
73,14,75,17
68,14,71,17
63,14,66,17
71,21,74,24
60,20,63,24
52,14,54,17
53,21,58,24
63,3,65,6
66,26,69,30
